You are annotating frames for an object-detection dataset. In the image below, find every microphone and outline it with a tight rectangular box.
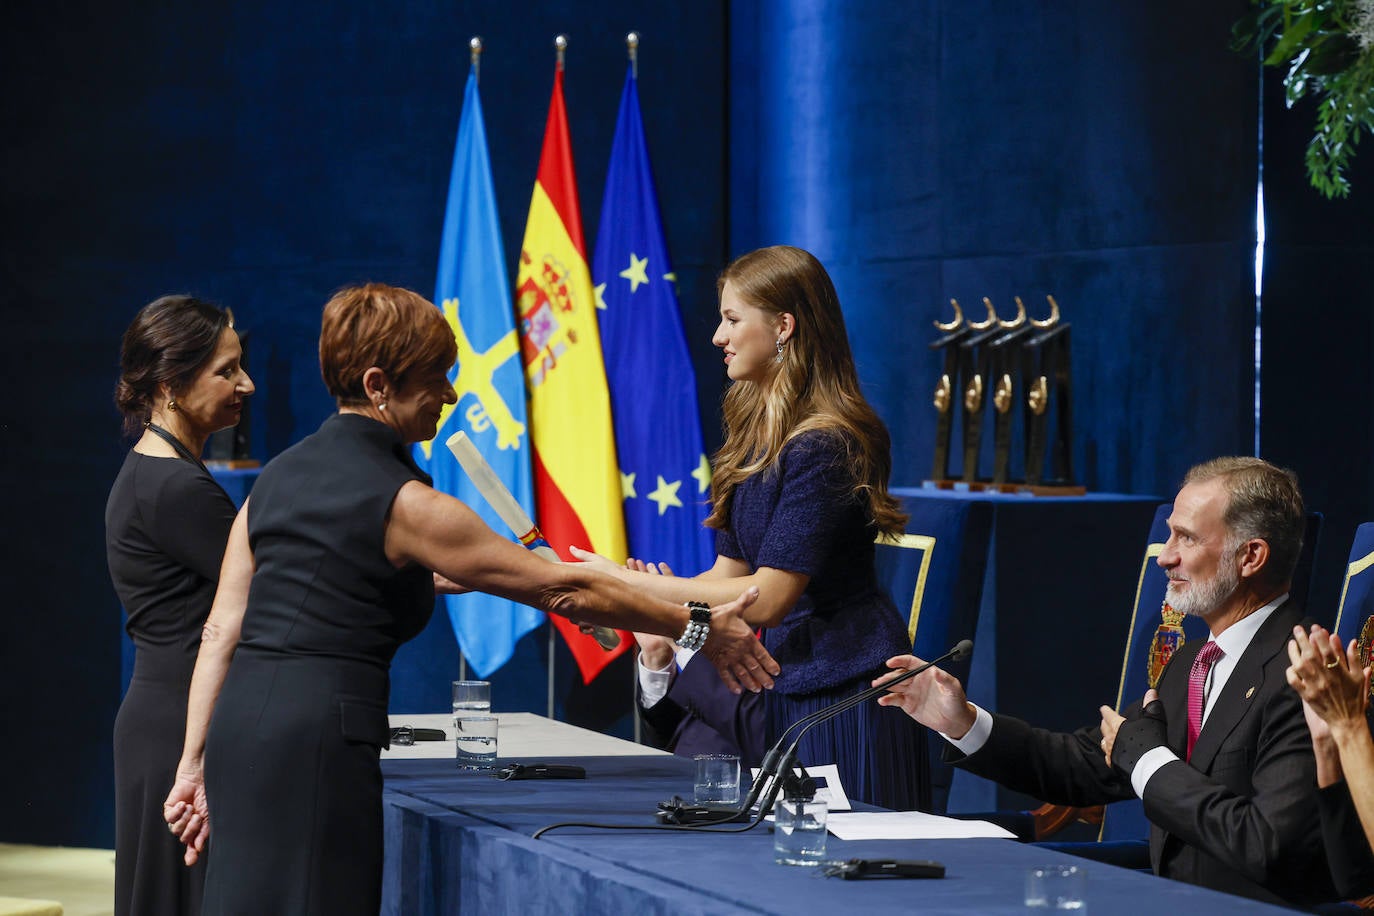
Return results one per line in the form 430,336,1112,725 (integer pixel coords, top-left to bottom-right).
744,639,973,819
654,639,973,828
532,639,972,838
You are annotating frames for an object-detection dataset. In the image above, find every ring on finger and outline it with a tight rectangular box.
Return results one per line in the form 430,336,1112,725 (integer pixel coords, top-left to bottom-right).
1326,659,1341,669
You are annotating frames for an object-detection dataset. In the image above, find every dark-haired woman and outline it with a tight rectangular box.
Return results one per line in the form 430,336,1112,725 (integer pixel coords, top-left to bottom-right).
106,295,254,916
575,245,925,810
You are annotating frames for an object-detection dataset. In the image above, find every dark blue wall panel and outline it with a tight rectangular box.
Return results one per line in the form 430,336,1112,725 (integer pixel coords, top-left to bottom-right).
730,0,1258,496
2,0,726,848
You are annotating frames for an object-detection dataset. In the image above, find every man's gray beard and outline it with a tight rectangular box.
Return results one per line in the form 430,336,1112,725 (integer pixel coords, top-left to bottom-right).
1168,550,1240,618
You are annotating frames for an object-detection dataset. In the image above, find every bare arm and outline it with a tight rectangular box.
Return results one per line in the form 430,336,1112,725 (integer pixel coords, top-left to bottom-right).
569,547,807,628
164,500,254,865
386,483,779,692
1288,625,1374,853
1331,721,1374,871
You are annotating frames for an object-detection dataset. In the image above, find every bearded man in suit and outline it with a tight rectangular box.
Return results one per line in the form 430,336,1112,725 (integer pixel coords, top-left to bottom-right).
877,456,1353,907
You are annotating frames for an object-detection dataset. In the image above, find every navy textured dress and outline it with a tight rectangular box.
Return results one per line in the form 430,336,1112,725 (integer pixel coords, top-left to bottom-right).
717,429,927,810
201,414,434,915
107,451,236,916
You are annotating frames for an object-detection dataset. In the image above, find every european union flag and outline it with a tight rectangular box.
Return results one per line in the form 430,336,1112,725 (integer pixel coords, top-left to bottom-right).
417,66,542,677
593,64,714,575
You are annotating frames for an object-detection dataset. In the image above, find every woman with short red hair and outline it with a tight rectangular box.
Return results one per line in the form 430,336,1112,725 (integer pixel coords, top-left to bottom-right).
163,283,776,915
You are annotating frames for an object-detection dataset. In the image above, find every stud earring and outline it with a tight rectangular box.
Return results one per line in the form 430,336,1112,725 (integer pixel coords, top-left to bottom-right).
166,399,177,412
379,401,387,411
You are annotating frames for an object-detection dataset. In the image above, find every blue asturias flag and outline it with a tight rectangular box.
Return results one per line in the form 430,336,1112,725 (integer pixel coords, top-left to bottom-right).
416,66,542,677
592,64,714,575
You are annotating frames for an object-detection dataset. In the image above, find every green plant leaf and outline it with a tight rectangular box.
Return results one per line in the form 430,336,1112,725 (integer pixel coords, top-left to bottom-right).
1264,10,1315,66
1304,34,1361,75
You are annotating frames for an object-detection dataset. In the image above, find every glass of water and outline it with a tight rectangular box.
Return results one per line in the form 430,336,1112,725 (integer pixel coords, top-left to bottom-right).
694,754,741,806
452,680,491,718
1025,864,1085,910
454,715,498,770
773,798,829,866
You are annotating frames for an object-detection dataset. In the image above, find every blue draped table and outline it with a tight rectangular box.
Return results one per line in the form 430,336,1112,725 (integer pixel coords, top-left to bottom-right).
380,748,1290,914
892,488,1161,813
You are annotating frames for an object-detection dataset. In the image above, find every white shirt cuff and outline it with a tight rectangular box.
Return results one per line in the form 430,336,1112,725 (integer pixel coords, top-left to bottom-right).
637,655,676,708
941,704,993,755
1130,746,1179,797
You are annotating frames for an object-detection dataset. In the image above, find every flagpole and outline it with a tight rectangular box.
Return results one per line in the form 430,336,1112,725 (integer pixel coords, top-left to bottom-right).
547,625,555,719
626,28,644,746
462,36,478,693
546,30,566,723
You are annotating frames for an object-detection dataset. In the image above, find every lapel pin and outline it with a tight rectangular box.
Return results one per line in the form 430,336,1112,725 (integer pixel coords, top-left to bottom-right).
1245,687,1255,699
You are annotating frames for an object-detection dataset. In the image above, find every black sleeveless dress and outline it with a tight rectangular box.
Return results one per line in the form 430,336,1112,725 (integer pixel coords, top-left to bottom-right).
107,451,236,916
201,414,434,915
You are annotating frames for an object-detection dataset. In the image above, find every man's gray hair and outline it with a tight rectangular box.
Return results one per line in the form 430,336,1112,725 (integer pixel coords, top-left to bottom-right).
1183,457,1304,589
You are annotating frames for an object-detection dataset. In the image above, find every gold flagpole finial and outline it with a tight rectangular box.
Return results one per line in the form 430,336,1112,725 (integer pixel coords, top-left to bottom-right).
555,34,568,71
470,37,482,81
627,31,639,79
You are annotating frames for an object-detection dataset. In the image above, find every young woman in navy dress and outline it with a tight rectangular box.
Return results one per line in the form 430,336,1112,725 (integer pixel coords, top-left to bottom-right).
577,245,925,810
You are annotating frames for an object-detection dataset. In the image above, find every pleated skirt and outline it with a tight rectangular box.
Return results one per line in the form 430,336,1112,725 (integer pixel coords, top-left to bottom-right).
765,668,930,812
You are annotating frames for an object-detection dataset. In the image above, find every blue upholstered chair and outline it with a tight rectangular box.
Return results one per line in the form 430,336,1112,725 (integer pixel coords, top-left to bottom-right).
1333,523,1374,652
873,501,992,813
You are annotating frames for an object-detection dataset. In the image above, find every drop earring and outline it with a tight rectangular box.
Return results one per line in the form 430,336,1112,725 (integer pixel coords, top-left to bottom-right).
775,338,785,363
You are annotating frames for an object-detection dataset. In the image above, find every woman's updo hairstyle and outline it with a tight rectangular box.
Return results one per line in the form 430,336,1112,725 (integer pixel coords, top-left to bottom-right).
115,295,233,436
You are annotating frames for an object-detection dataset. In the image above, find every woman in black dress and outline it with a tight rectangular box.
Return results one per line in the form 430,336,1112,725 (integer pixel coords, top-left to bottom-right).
162,283,777,915
106,295,254,916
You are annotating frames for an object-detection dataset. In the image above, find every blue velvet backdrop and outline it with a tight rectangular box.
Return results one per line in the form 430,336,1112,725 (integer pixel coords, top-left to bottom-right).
2,0,728,848
4,0,1372,849
730,0,1258,494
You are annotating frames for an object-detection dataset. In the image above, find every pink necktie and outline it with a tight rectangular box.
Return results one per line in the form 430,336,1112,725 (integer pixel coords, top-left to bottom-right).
1187,641,1225,760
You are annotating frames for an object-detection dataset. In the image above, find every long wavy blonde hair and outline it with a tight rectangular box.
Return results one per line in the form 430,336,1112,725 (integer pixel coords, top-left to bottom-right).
705,246,907,537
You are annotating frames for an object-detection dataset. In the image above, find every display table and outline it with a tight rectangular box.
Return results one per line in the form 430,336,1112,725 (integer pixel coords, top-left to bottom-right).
380,715,1291,915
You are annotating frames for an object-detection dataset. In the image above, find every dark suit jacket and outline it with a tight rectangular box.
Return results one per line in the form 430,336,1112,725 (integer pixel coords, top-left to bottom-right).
950,599,1343,907
638,652,766,768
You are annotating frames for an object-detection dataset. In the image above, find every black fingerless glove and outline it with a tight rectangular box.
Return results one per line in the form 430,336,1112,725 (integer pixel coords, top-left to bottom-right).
1110,699,1169,778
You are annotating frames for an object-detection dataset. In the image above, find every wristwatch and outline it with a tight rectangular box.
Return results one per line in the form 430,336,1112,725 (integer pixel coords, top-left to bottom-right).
677,601,711,651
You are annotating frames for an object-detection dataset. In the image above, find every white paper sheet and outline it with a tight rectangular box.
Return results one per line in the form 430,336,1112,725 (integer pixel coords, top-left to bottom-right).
824,811,1017,841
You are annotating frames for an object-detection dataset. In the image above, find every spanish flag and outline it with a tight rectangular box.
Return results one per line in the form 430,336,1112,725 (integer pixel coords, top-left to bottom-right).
516,61,629,682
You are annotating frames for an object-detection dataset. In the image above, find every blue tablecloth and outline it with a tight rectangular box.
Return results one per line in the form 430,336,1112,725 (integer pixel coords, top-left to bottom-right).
380,754,1291,914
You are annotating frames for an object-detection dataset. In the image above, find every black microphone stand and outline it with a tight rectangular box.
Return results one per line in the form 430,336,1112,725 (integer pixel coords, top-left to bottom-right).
531,639,972,839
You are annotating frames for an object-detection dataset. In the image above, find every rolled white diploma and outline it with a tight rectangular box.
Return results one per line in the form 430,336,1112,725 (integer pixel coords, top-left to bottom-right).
445,431,621,651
